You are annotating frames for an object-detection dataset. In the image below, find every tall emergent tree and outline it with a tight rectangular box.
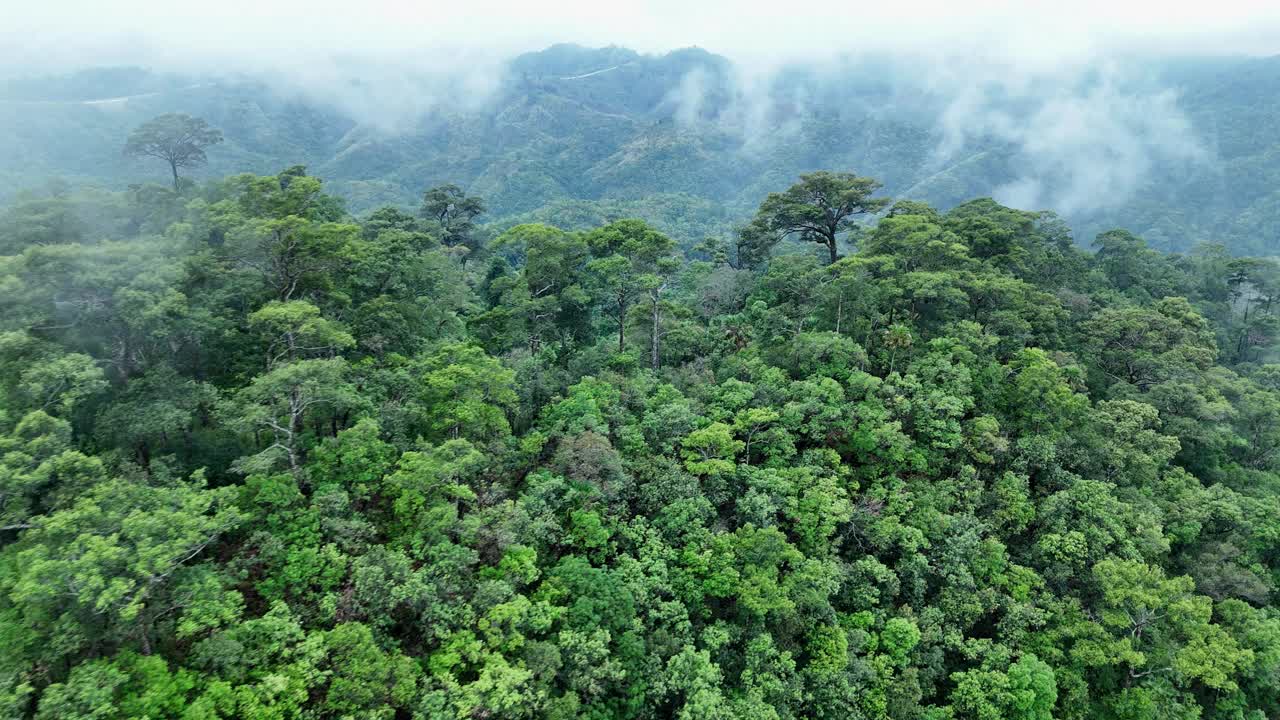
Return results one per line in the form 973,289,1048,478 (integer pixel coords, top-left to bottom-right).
750,171,890,264
420,184,486,250
123,113,223,190
585,219,676,355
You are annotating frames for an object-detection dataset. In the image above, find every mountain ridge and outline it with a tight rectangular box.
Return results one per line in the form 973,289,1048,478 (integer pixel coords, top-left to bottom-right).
2,44,1278,253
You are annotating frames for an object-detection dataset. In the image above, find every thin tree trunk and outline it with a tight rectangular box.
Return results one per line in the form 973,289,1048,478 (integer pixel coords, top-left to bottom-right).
827,236,839,264
170,160,180,190
651,296,661,370
617,297,628,352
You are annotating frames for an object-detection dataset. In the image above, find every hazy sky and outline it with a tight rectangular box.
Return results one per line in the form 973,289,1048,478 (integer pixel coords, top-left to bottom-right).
5,0,1280,73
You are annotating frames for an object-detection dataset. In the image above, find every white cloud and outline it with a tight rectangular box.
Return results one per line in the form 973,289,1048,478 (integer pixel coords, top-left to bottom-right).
928,60,1210,214
3,0,1278,73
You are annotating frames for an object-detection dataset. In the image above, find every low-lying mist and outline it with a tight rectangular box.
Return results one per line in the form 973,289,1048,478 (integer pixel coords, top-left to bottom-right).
1,2,1277,250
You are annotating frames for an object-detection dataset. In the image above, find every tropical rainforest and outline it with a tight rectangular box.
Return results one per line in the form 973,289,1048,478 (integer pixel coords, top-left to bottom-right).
2,94,1280,720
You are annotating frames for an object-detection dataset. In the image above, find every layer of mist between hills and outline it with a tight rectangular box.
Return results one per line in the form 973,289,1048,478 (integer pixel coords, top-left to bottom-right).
2,44,1278,254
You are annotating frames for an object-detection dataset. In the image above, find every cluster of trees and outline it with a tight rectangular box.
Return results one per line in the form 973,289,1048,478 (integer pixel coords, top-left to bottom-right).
2,147,1280,720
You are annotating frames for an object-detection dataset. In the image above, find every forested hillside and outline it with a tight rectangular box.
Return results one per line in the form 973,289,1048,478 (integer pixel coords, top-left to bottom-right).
2,159,1280,719
3,45,1280,253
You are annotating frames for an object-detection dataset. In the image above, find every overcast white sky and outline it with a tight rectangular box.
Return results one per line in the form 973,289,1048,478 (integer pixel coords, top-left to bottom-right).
4,0,1280,73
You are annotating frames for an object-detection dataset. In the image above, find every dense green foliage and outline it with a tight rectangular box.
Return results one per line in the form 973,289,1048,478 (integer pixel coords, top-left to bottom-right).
3,46,1280,253
2,159,1280,720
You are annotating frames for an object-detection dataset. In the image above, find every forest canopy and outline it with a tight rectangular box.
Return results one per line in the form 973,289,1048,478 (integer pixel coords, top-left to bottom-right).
1,155,1280,720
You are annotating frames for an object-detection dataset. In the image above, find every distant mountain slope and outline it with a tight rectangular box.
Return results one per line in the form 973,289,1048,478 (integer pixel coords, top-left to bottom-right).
1,45,1277,252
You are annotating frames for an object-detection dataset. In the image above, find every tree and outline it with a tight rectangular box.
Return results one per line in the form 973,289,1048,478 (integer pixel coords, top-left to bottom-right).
314,623,420,717
681,422,743,476
0,337,106,418
123,114,223,190
222,358,365,474
235,215,360,302
478,224,591,355
585,219,676,354
1077,559,1255,694
642,253,683,370
1092,229,1186,301
750,171,890,264
248,301,354,369
0,411,101,535
1,472,241,660
414,343,517,444
1082,297,1217,394
734,218,776,270
950,655,1056,720
420,184,486,251
94,365,218,468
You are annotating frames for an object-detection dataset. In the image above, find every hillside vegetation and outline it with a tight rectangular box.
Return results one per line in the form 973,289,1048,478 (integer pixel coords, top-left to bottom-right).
3,46,1280,253
1,162,1280,719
